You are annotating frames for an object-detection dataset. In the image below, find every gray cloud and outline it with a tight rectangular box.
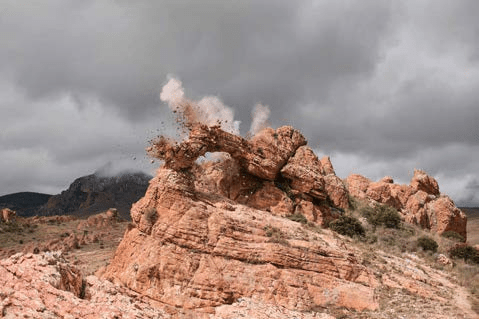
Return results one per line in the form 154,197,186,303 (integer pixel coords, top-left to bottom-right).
0,0,478,206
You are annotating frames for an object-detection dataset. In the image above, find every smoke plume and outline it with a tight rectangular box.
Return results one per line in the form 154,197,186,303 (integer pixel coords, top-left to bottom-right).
160,78,240,135
249,103,271,135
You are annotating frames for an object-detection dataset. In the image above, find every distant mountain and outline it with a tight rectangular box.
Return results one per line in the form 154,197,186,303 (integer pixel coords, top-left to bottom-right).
0,192,52,216
37,172,152,220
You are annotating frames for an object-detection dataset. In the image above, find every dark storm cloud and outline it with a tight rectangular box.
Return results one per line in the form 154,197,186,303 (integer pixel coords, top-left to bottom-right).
0,0,393,123
0,0,478,205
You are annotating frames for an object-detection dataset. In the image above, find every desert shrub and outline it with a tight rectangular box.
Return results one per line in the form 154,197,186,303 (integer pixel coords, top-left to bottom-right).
359,204,401,229
441,231,465,243
286,213,308,224
144,207,157,223
263,225,289,246
329,216,365,238
417,236,438,252
450,245,479,264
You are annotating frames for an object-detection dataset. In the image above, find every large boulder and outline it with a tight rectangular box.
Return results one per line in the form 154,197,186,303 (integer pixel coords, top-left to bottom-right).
345,174,371,199
323,175,349,210
247,182,294,217
1,208,16,223
280,146,326,200
427,196,467,239
411,169,440,196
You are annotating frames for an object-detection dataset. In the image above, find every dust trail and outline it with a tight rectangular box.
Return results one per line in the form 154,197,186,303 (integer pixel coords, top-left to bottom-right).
249,103,271,135
159,78,240,136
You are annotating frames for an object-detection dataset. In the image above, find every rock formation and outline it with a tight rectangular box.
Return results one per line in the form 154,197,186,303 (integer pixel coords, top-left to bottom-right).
345,169,467,239
0,208,16,223
102,121,380,312
0,252,170,318
99,83,468,315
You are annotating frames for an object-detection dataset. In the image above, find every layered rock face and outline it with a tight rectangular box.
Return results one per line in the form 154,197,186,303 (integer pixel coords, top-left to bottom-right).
0,252,170,318
103,125,376,312
103,167,378,312
345,169,467,240
103,114,466,313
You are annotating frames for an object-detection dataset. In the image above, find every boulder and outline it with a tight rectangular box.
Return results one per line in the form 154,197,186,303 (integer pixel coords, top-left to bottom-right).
411,169,440,196
366,181,402,210
247,182,294,217
280,146,327,200
1,208,16,223
345,174,371,199
323,174,349,210
427,196,467,240
320,156,336,175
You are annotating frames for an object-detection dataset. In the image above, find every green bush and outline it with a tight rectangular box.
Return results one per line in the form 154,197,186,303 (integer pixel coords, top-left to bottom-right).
441,231,465,243
450,245,479,264
286,213,308,224
359,204,401,229
329,216,365,238
417,236,438,252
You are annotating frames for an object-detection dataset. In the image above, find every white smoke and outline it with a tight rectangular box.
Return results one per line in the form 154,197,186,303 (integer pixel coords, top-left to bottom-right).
159,77,240,135
159,77,185,106
249,103,271,135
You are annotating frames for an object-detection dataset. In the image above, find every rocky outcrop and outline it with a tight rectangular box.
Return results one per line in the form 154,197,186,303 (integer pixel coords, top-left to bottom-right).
0,252,170,318
320,156,336,176
148,124,306,180
38,172,151,220
77,208,121,229
345,170,467,240
103,166,379,312
281,146,327,200
1,208,16,223
101,97,467,314
411,169,440,196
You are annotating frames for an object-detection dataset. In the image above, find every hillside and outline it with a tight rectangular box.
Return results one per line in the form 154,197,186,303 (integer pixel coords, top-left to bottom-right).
0,192,52,216
463,207,479,246
37,172,152,220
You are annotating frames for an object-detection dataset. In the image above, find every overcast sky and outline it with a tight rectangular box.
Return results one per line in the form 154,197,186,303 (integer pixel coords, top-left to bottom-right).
1,1,478,206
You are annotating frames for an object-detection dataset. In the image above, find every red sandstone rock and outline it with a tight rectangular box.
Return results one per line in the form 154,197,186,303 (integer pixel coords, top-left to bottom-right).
427,196,467,240
1,208,16,223
148,124,306,181
366,181,402,210
323,174,349,210
411,169,440,196
345,174,371,199
103,167,379,312
380,176,394,184
247,182,294,216
280,146,327,200
294,200,337,226
345,172,467,239
0,252,170,318
405,191,433,228
320,156,336,175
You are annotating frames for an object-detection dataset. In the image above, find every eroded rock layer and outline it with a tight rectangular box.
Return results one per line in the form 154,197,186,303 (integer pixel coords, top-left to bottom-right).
104,121,467,313
103,168,378,312
345,169,467,240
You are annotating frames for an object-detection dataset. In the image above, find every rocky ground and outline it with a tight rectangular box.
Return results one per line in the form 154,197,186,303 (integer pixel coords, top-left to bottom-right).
0,209,478,318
